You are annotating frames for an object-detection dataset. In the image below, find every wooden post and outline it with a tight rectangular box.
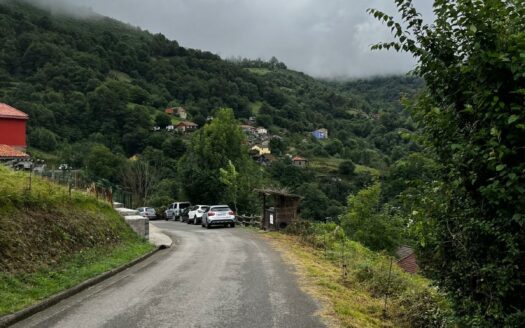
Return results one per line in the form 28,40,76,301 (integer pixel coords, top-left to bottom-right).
262,193,266,230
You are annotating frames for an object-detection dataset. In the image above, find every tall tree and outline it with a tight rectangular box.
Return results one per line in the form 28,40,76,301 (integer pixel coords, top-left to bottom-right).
370,1,525,325
179,108,260,212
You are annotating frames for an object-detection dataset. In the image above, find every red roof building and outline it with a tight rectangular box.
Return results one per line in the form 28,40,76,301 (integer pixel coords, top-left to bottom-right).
0,144,29,160
396,245,420,274
0,103,29,149
291,156,308,167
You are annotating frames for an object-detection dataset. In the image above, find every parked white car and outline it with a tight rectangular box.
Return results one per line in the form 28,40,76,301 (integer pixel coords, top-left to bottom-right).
187,205,209,225
136,207,157,220
165,202,191,221
202,205,236,228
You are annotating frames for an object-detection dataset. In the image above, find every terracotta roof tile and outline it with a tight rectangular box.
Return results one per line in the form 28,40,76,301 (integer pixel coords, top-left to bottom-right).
0,103,28,119
292,156,306,161
0,144,29,158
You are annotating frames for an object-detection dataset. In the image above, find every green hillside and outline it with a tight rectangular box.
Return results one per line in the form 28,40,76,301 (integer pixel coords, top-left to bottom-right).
0,165,153,314
0,0,422,221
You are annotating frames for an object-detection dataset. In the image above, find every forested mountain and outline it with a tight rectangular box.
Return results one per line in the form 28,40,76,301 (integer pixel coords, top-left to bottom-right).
0,0,425,220
0,0,419,160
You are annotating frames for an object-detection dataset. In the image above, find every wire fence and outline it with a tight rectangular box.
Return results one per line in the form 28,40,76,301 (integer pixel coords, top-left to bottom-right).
31,169,133,208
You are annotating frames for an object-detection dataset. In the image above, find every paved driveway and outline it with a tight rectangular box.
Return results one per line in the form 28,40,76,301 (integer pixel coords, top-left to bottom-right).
13,222,325,328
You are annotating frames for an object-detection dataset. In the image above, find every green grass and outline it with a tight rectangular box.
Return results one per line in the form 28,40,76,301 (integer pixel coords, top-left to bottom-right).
249,101,263,115
171,116,182,125
0,240,154,315
264,226,453,327
0,166,155,315
309,157,380,178
245,67,271,75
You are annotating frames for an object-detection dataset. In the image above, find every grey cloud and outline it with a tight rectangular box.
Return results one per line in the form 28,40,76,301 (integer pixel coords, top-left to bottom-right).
33,0,434,78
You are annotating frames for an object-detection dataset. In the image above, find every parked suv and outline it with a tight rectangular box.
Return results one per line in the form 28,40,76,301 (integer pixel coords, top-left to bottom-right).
202,205,236,228
187,205,209,224
165,202,191,221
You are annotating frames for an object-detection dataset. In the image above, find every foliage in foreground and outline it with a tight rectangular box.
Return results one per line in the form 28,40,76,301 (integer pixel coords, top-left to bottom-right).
370,0,525,326
281,221,454,327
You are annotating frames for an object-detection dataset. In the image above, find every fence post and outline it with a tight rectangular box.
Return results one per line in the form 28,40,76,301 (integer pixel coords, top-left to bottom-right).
382,257,393,318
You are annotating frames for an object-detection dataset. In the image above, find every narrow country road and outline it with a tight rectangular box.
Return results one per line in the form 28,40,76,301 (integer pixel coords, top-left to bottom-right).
13,222,325,328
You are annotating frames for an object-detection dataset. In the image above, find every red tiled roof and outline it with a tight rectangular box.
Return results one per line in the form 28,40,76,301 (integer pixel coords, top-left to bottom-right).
292,156,306,161
165,108,174,114
0,144,29,158
0,103,28,119
396,245,419,274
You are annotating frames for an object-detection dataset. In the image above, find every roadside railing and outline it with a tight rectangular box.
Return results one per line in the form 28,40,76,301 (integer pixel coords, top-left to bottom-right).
236,215,261,227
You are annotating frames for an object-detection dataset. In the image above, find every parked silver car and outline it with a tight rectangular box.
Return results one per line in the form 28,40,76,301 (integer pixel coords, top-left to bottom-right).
187,205,209,224
136,207,157,220
202,205,236,228
165,202,191,221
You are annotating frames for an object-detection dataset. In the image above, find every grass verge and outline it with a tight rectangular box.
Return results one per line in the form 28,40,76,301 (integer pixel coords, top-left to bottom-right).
0,239,154,315
263,230,453,328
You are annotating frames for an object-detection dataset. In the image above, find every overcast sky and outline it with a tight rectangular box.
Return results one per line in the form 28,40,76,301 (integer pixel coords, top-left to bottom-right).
40,0,434,78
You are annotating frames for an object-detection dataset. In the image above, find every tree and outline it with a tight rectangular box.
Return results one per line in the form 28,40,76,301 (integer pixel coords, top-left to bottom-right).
120,159,160,207
338,160,356,176
370,1,525,325
179,108,260,212
341,183,403,253
28,127,58,151
155,112,171,128
84,144,124,182
219,160,240,213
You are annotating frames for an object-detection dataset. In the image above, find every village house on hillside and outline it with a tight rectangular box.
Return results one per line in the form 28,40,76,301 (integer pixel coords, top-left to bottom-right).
256,127,268,135
165,107,187,119
176,121,198,133
0,103,29,150
0,103,30,165
292,156,308,167
240,124,255,134
251,145,271,156
312,128,328,140
176,107,187,119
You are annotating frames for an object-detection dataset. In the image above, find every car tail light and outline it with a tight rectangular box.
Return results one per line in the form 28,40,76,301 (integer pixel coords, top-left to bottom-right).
229,211,235,215
208,212,215,216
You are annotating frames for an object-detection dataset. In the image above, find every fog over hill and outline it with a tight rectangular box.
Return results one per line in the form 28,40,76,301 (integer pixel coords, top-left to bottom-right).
27,0,434,78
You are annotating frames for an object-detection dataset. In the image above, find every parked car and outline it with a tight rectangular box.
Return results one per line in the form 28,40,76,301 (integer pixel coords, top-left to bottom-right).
180,207,191,222
202,205,236,228
136,207,157,220
187,205,209,224
165,202,191,221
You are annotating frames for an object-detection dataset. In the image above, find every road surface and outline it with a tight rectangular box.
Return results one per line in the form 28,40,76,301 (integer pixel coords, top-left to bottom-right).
13,221,325,328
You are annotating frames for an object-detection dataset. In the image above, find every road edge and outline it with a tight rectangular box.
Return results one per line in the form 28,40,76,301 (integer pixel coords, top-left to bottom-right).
0,244,167,328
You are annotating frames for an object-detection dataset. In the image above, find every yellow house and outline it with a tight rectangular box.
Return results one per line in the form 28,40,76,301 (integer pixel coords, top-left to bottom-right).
251,145,271,155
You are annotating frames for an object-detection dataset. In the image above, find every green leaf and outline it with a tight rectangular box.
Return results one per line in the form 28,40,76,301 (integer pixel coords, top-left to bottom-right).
496,164,506,171
469,25,477,33
508,115,519,124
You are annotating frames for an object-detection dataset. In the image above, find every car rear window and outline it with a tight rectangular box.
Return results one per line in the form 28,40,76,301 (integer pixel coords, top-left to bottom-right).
201,206,210,211
180,203,191,209
212,206,230,212
146,208,155,213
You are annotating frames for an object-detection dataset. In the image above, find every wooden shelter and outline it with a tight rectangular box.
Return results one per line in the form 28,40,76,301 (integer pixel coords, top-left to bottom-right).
255,189,302,230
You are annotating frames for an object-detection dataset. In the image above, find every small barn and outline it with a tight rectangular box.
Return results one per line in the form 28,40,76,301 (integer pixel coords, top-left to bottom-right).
396,245,419,274
255,189,302,230
0,103,29,150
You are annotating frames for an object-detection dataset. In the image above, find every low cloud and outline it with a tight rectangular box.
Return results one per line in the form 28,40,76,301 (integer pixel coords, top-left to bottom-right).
31,0,434,78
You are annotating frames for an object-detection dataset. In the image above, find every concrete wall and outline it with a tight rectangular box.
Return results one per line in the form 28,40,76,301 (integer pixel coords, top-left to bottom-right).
124,215,149,240
115,208,149,239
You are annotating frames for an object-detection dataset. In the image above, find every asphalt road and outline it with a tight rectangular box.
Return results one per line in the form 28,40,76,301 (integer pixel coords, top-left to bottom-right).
13,221,325,328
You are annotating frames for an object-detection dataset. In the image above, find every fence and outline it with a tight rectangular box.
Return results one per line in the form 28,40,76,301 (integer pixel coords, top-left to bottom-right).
32,169,133,208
